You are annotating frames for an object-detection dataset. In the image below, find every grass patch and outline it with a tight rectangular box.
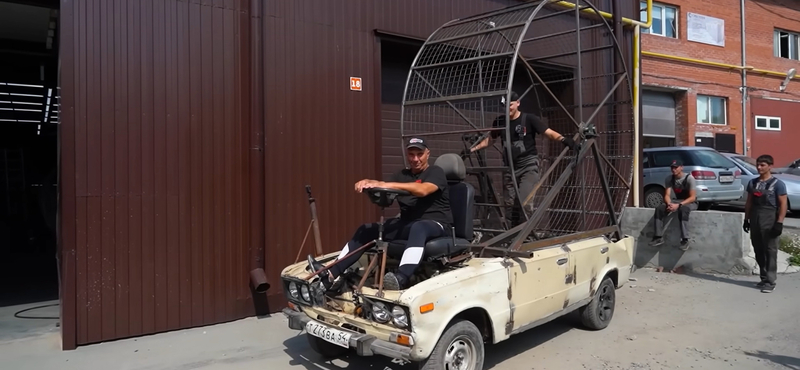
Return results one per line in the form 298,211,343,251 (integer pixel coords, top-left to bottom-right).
779,235,800,266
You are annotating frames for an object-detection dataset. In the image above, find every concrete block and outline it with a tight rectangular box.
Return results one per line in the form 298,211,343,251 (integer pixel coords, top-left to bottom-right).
619,207,755,275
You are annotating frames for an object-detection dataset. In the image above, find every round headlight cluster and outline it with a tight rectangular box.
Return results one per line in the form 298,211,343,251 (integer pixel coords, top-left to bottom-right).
287,281,313,303
371,301,409,328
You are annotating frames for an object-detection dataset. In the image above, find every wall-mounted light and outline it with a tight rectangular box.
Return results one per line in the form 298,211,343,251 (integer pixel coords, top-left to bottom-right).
779,68,796,92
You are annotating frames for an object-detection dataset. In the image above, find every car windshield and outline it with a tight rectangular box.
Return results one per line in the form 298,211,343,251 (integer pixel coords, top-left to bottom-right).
691,150,735,169
732,156,758,174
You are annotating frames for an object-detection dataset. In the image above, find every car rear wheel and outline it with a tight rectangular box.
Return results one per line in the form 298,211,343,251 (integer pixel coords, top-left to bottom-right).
578,276,616,330
419,320,484,370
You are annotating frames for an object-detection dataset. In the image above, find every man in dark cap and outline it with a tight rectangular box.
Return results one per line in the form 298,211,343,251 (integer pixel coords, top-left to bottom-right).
308,137,453,291
743,154,788,293
468,91,577,226
650,159,697,250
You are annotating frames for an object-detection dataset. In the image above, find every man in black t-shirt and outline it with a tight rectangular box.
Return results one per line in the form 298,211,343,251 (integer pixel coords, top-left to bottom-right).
469,91,577,226
308,137,453,291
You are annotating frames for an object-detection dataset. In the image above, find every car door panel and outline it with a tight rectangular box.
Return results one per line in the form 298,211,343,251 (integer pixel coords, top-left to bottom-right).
506,245,570,333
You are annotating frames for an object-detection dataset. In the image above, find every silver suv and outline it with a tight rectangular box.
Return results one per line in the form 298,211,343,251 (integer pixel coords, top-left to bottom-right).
642,146,743,210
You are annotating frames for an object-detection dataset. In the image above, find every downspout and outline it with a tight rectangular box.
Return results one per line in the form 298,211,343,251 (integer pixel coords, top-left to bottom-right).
633,24,641,207
249,0,269,294
740,0,748,155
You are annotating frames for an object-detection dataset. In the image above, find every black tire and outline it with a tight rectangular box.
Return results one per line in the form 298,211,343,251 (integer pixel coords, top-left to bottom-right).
418,320,484,370
306,334,350,359
579,276,616,330
643,187,665,208
697,202,712,211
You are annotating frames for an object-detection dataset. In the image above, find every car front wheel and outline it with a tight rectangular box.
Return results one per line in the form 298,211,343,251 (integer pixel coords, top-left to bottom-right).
419,320,484,370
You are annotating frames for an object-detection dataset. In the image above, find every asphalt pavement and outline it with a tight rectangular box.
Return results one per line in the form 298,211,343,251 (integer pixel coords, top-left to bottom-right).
3,268,800,370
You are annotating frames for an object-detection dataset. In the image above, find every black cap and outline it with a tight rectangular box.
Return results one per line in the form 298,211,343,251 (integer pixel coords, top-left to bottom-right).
670,159,683,167
406,137,428,150
500,91,520,106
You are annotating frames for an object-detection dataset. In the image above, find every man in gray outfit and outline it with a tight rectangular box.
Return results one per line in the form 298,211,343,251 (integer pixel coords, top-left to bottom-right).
650,159,697,250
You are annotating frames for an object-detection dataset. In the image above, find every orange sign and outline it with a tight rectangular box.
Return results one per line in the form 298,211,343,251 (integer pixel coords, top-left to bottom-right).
350,77,362,91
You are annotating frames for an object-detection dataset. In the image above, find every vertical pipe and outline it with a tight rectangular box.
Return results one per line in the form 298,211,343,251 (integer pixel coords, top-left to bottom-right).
740,0,748,155
248,0,268,294
633,25,641,207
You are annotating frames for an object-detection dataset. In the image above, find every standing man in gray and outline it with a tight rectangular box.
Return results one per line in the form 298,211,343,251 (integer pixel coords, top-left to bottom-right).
650,159,697,250
469,91,576,226
743,154,788,293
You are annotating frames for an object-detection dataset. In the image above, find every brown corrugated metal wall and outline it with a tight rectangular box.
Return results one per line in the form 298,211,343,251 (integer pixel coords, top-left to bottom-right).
58,0,637,350
59,0,259,349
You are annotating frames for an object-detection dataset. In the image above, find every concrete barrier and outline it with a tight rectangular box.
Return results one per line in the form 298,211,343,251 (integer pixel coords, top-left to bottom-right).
619,207,755,275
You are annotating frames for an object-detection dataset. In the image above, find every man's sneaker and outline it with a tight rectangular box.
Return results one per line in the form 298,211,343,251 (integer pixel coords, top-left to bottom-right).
649,237,665,247
382,272,408,291
756,281,767,288
678,238,691,251
761,284,776,293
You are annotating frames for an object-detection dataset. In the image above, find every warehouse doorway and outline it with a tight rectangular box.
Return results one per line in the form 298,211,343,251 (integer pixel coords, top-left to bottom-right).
0,0,61,337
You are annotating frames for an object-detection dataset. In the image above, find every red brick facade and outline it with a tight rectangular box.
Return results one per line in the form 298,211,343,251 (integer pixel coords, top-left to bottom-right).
641,0,800,163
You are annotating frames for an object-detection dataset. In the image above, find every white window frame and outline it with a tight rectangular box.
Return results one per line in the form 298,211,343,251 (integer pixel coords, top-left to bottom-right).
696,95,727,125
774,29,800,60
641,1,679,39
754,115,781,131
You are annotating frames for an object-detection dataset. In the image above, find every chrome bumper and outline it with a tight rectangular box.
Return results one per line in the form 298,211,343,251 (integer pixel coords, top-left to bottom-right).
282,308,413,361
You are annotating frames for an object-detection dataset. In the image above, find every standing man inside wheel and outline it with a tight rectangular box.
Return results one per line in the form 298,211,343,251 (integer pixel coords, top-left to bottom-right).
468,91,576,226
743,154,788,293
649,159,697,251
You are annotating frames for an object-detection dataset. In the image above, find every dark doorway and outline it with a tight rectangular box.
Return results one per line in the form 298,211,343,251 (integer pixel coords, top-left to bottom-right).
695,136,714,148
0,0,60,340
643,136,675,148
715,133,736,153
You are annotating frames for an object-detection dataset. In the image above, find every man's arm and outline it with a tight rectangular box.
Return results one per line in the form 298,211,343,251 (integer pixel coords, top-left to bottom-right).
744,181,752,221
777,181,788,223
678,175,697,205
531,115,576,150
372,166,447,197
470,117,502,153
663,176,673,204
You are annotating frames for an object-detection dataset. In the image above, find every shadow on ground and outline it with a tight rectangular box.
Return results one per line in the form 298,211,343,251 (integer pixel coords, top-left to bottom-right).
683,272,759,289
744,350,800,370
282,314,579,370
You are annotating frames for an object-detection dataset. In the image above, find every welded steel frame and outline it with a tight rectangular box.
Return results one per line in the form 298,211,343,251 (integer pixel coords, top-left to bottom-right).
397,0,634,253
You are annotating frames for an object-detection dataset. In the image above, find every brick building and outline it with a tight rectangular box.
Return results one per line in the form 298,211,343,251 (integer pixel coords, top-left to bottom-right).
639,0,800,166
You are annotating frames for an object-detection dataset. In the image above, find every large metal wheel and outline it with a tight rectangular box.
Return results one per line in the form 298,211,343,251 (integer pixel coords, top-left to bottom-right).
398,0,634,250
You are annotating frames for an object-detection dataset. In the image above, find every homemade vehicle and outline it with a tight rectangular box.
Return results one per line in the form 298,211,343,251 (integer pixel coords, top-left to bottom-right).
281,1,636,369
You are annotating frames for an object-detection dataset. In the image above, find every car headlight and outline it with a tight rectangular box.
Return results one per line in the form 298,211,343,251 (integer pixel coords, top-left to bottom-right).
372,302,390,323
288,282,299,299
301,284,311,302
391,306,408,328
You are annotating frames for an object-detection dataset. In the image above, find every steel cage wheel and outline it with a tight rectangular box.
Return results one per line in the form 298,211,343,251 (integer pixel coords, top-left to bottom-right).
397,0,635,243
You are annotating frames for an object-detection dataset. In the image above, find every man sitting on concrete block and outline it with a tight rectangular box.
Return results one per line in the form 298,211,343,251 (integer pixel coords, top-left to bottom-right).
743,154,788,293
650,159,697,251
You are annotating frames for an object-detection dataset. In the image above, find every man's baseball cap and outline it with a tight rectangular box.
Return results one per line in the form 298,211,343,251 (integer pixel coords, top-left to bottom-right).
406,137,428,150
670,159,683,167
500,91,520,106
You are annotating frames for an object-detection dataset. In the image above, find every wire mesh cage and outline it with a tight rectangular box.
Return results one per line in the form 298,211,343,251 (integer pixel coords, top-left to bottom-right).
399,0,634,250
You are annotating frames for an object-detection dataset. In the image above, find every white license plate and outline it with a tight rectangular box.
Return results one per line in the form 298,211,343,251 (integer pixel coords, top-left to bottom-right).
305,320,352,348
719,175,734,183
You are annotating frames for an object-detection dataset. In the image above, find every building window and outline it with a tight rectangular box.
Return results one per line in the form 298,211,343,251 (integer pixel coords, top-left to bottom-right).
641,1,678,38
754,115,781,131
775,29,800,60
696,95,726,125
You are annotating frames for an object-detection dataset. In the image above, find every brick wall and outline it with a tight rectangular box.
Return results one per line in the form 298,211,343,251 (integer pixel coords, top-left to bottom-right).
640,0,800,154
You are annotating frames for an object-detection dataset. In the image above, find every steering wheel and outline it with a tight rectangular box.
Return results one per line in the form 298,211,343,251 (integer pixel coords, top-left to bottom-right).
364,187,410,208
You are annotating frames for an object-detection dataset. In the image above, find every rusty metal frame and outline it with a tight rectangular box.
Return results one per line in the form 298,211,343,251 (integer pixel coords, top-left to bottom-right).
394,0,633,257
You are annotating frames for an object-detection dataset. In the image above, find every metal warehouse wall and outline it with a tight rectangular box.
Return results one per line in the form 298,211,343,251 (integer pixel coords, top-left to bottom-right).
58,0,260,349
57,0,637,350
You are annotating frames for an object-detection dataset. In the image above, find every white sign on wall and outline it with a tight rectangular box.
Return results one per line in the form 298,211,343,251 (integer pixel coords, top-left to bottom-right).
687,12,725,47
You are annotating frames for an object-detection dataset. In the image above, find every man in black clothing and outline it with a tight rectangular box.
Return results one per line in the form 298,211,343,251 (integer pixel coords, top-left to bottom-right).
649,159,698,251
469,91,577,226
743,154,788,293
309,137,453,291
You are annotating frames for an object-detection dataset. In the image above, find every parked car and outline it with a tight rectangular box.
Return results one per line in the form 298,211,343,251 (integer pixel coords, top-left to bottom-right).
775,158,800,176
643,146,743,210
719,153,800,212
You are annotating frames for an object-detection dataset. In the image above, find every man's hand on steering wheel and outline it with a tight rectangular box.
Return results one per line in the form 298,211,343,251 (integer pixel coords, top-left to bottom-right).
354,179,384,193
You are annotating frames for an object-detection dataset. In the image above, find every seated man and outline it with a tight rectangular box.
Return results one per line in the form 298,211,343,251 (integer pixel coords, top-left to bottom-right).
309,137,454,291
650,159,697,250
